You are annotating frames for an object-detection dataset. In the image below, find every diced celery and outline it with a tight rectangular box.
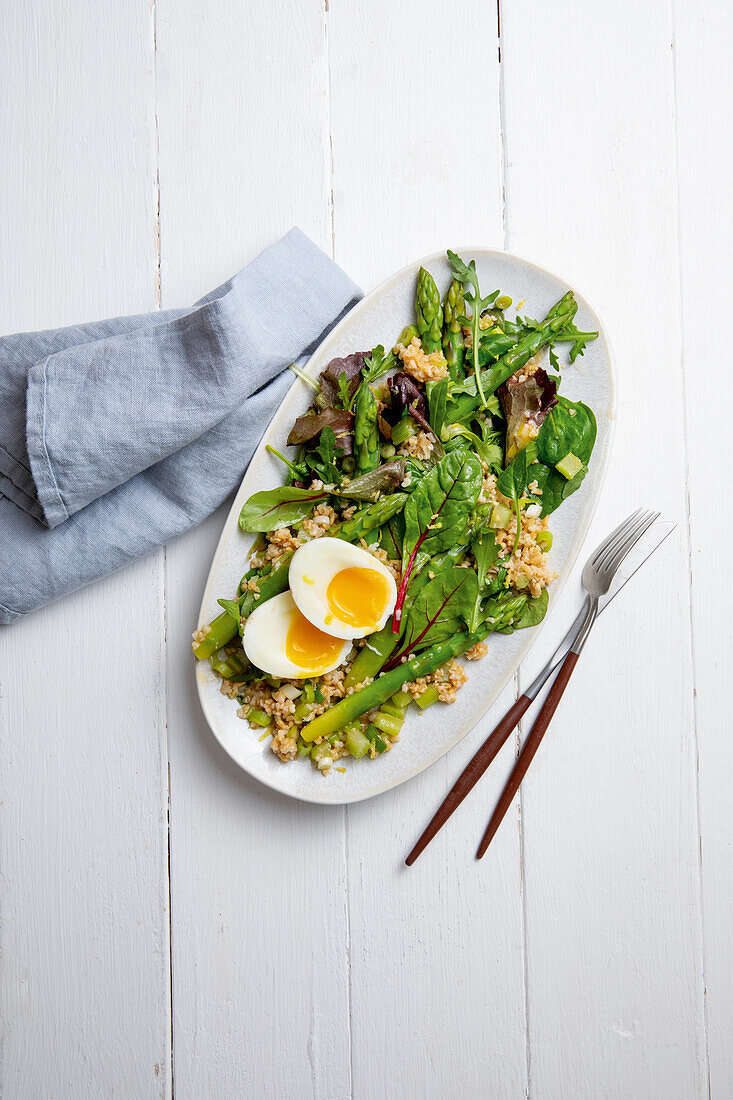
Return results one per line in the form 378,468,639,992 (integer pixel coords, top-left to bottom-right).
490,503,512,529
556,452,583,480
414,684,440,710
372,710,403,737
247,708,271,728
391,418,415,446
345,727,371,758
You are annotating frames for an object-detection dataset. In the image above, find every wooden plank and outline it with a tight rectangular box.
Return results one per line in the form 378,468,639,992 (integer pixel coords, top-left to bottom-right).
155,2,352,1095
328,4,530,1096
500,1,707,1096
673,2,733,1094
0,2,171,1097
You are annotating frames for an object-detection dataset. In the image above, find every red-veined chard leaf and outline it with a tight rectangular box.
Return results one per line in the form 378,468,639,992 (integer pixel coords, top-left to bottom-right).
393,449,483,631
386,566,478,667
238,487,327,532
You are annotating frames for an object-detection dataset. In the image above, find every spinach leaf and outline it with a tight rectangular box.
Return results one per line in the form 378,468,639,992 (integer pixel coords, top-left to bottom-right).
496,443,539,552
336,460,407,502
469,529,501,630
238,486,327,532
537,396,596,467
426,377,449,441
513,587,549,629
388,566,477,665
529,460,589,516
393,449,483,630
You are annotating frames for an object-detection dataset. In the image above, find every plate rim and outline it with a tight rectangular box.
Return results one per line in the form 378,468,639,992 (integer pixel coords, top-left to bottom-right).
194,245,617,805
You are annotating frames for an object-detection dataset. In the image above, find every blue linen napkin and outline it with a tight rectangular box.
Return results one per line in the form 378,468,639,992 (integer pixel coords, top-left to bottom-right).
0,229,361,623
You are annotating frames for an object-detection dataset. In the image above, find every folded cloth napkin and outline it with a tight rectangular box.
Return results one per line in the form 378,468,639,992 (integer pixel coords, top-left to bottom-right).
0,228,361,623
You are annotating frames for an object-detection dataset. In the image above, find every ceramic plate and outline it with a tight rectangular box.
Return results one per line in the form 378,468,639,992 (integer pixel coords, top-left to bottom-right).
195,249,616,804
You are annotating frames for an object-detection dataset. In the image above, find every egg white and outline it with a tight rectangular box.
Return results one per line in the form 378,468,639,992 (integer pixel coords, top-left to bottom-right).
242,590,352,679
289,537,397,640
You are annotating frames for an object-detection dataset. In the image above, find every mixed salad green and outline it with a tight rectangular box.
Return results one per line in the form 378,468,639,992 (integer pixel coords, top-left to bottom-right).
193,251,598,769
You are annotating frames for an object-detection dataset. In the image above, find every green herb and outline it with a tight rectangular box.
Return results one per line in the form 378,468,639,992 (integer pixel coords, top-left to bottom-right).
304,426,343,484
337,372,355,410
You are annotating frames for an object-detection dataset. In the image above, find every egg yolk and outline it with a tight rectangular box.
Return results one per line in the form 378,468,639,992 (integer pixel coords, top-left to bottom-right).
285,609,345,672
326,567,390,630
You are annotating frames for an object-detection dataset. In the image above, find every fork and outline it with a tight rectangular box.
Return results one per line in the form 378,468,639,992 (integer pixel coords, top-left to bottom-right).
405,508,660,867
474,507,659,858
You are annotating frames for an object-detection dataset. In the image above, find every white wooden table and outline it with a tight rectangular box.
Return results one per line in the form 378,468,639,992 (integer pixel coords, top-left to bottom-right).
1,2,730,1096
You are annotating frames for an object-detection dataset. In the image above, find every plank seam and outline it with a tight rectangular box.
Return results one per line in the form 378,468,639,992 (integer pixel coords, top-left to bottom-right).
497,1,531,1092
669,13,712,1098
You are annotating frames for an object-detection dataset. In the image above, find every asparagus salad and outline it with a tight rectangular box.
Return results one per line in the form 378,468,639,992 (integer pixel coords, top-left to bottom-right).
192,252,599,774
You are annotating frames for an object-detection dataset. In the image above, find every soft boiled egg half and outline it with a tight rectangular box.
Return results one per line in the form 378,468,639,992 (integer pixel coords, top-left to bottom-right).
289,538,397,641
242,591,352,679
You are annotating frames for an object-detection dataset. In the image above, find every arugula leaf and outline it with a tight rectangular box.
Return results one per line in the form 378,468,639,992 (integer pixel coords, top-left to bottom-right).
447,250,499,409
361,344,396,384
393,449,483,630
388,566,477,665
537,395,596,467
554,322,598,362
239,487,327,532
549,345,560,372
305,426,342,484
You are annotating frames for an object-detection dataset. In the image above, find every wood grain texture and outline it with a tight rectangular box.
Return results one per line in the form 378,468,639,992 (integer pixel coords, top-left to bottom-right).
0,2,171,1097
674,2,733,1094
155,3,351,1096
2,0,730,1095
329,4,529,1097
500,1,707,1096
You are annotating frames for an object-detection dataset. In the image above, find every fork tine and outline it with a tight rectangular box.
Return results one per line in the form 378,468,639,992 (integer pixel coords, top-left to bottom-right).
603,510,660,577
591,508,643,567
595,509,652,573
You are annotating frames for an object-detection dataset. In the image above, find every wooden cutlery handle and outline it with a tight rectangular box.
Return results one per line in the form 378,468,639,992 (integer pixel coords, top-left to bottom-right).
405,692,533,866
476,650,580,859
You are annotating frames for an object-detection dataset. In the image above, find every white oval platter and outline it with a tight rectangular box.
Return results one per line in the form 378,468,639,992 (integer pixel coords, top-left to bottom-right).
195,248,616,805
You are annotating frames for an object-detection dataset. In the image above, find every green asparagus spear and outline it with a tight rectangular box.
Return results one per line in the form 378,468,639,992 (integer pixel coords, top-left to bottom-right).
448,295,577,423
442,278,465,379
301,594,526,742
353,382,379,473
415,267,442,352
336,492,407,543
343,623,398,689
